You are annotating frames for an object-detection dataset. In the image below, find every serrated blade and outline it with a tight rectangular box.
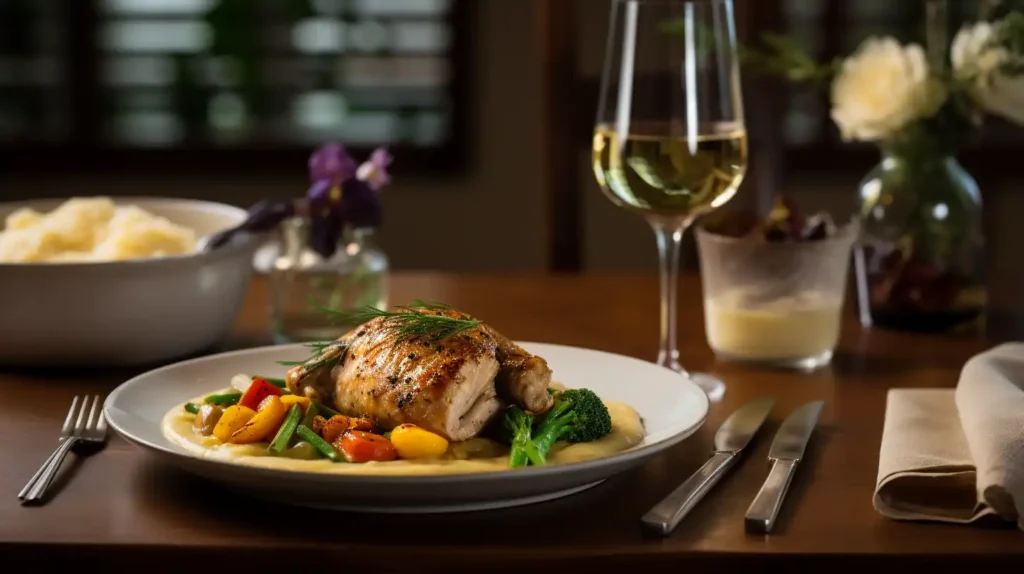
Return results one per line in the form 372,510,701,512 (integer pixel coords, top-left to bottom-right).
714,397,775,454
768,400,824,461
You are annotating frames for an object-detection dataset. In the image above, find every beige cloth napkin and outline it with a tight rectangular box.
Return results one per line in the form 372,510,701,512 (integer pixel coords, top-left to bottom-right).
874,343,1024,529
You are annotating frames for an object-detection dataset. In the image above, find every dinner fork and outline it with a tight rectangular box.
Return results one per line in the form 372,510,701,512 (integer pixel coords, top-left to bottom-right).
18,395,108,504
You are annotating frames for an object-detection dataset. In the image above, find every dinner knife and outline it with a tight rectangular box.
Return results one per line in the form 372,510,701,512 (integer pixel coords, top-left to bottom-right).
641,397,775,536
744,400,824,534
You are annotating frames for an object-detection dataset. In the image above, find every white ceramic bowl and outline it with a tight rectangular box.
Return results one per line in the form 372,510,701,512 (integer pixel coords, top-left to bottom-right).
0,197,259,367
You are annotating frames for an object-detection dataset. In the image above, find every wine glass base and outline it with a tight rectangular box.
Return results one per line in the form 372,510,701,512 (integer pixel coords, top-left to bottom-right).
687,372,726,403
688,372,729,403
658,357,726,402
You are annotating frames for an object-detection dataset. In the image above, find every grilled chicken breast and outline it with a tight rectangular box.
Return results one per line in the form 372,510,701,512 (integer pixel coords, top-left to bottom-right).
488,329,555,413
286,308,554,441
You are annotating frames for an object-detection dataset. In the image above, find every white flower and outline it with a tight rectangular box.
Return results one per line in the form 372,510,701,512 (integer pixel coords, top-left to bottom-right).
830,37,946,142
952,20,1024,126
952,22,1005,78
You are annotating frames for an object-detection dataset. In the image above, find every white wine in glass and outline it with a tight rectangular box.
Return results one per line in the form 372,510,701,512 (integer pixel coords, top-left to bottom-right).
593,0,747,400
593,121,747,215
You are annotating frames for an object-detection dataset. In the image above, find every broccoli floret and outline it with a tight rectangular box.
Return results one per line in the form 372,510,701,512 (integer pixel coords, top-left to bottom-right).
531,388,612,462
501,406,543,468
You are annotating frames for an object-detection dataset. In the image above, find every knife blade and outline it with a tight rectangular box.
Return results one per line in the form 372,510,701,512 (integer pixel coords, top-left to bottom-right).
641,397,775,536
744,400,824,534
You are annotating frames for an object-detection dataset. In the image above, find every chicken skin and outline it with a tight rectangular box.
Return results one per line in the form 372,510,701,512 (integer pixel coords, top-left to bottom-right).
286,307,554,441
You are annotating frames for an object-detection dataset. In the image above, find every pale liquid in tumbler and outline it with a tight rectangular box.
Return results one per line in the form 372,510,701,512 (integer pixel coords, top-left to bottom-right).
705,289,842,362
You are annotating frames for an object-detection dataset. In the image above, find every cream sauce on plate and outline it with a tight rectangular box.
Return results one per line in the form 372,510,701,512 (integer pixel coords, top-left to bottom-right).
161,393,645,476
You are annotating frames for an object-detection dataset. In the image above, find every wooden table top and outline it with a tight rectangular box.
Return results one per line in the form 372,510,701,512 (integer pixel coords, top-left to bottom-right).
1,273,1020,570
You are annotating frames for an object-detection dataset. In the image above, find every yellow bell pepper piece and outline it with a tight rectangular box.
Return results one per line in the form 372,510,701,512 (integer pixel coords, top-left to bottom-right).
280,395,311,412
390,424,449,459
229,395,288,444
212,405,256,443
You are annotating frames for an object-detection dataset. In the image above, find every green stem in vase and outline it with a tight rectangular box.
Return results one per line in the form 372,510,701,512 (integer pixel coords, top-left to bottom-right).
925,0,950,74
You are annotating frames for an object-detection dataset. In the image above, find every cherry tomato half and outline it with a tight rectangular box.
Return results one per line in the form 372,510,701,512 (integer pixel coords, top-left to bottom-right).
338,430,397,463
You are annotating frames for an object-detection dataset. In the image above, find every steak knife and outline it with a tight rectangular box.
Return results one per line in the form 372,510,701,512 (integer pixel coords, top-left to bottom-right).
641,397,775,536
744,400,824,534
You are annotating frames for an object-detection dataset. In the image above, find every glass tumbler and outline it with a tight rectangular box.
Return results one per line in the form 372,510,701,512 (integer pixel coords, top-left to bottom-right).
695,222,858,370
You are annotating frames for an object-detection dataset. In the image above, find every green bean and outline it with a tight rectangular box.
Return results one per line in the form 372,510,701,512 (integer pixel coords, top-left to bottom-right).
313,401,342,419
269,404,303,455
203,392,242,406
301,402,320,428
184,402,201,415
296,425,343,462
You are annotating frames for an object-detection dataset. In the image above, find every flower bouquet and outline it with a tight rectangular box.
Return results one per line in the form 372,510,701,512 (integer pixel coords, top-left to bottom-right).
303,143,392,259
216,143,394,343
744,11,1024,151
210,143,391,259
695,6,1024,331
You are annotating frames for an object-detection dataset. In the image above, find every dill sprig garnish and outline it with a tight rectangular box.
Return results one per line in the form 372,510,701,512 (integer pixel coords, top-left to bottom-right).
279,298,478,372
341,306,480,341
277,341,347,370
409,299,456,310
310,297,480,341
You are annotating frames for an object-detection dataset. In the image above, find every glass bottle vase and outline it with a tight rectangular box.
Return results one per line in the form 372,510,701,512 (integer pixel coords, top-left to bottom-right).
853,149,985,333
268,217,389,343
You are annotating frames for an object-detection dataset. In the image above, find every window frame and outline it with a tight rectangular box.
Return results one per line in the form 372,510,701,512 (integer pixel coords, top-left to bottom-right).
0,0,476,177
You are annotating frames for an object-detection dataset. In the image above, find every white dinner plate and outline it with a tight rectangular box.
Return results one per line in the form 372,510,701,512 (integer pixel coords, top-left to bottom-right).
104,342,709,513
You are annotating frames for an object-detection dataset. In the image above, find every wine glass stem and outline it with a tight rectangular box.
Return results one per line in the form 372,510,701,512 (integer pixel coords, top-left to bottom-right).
651,218,690,375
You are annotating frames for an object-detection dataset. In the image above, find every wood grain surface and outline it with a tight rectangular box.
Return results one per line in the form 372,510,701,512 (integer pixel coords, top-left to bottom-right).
1,274,1019,571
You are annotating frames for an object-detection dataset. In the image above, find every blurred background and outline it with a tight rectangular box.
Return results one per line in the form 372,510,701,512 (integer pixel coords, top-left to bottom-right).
0,0,1021,295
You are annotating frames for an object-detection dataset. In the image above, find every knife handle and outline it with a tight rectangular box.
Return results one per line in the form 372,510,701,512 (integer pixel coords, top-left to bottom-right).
744,458,797,534
641,452,736,536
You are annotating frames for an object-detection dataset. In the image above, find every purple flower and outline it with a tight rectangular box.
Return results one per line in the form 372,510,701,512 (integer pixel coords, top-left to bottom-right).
309,209,345,259
356,147,393,190
299,144,392,258
309,142,357,183
303,180,335,206
306,179,333,206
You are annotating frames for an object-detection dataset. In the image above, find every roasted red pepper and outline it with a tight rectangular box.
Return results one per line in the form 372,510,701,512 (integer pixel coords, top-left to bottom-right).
239,377,284,411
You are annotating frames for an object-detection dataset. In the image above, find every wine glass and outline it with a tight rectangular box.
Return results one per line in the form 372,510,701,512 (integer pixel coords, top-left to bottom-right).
593,0,747,401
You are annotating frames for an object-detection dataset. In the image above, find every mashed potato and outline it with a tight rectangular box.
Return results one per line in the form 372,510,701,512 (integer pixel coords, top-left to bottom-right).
0,197,197,263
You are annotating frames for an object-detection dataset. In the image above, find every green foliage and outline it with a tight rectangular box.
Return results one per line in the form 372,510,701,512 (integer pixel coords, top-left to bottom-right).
740,33,842,86
983,0,1024,21
663,8,1024,150
660,20,838,86
663,9,1024,85
991,11,1024,76
657,18,714,57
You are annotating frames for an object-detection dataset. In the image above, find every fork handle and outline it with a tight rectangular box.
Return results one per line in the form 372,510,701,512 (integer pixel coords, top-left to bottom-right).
17,439,67,499
20,437,79,503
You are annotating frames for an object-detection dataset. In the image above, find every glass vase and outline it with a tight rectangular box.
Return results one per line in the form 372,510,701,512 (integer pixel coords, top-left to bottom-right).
853,149,985,333
268,217,389,343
